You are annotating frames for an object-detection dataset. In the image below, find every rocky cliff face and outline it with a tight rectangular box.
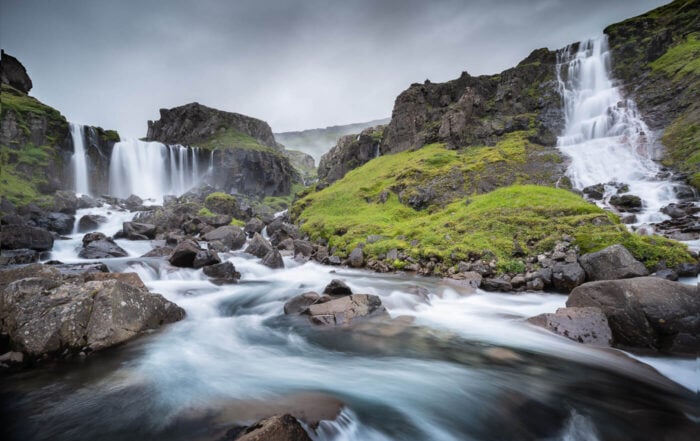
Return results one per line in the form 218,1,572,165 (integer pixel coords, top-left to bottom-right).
147,102,298,197
317,126,384,184
0,50,32,94
147,102,278,149
80,125,120,195
604,0,700,187
381,48,564,155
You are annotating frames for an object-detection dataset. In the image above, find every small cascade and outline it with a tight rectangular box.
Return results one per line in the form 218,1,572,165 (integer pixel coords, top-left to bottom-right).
70,123,90,195
108,140,209,200
556,36,677,224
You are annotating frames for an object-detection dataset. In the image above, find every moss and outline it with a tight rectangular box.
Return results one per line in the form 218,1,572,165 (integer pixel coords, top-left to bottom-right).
661,109,700,190
229,218,245,227
263,183,305,212
197,207,215,217
102,130,120,143
197,127,277,154
0,84,65,125
204,192,238,214
650,33,700,79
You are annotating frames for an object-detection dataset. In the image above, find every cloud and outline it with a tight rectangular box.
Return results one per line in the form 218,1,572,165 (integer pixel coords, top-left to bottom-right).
0,0,667,137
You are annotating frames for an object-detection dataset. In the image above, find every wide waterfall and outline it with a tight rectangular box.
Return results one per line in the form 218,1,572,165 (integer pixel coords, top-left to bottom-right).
556,36,677,224
109,140,208,200
69,123,90,195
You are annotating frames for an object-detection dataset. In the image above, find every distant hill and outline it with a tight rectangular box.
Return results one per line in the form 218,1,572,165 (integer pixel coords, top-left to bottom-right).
275,118,390,163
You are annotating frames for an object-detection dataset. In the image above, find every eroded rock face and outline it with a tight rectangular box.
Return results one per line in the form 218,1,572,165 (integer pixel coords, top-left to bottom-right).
306,294,388,326
578,244,648,281
566,277,700,355
0,50,32,93
0,278,185,357
317,126,384,184
0,225,53,251
528,307,613,346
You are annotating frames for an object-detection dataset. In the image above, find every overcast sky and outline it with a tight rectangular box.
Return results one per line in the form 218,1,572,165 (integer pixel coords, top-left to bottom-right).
1,0,667,137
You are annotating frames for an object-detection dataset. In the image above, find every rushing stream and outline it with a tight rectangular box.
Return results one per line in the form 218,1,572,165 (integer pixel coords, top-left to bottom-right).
1,205,698,441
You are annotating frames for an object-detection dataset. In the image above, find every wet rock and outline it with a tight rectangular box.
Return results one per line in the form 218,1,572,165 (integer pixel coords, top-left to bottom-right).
124,194,144,211
262,249,284,269
609,194,642,212
306,294,388,326
0,225,53,251
82,231,106,246
323,255,341,265
245,233,274,258
322,279,352,296
82,272,147,289
551,262,586,292
620,214,637,224
33,212,74,235
77,194,100,209
527,277,545,291
0,278,185,357
0,249,38,265
528,307,612,346
168,239,202,267
661,203,691,219
204,215,233,228
203,261,241,284
293,240,313,258
481,278,513,292
141,246,173,258
79,235,128,259
582,184,604,200
579,244,648,281
567,277,700,355
653,268,679,281
202,226,247,251
347,247,364,268
78,214,107,232
226,414,311,441
269,223,300,247
49,262,109,277
244,217,264,238
283,292,331,315
123,222,157,240
676,262,700,277
278,238,295,251
0,263,62,291
193,249,221,269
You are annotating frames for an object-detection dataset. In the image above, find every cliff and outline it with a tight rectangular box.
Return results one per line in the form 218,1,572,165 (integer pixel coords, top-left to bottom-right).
317,126,384,185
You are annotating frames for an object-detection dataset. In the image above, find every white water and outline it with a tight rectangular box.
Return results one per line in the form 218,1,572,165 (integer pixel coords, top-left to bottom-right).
109,140,208,200
70,123,90,195
556,36,678,224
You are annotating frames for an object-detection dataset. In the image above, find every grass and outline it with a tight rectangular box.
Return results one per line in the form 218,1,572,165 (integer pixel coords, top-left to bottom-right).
263,183,305,212
650,33,700,80
197,127,277,154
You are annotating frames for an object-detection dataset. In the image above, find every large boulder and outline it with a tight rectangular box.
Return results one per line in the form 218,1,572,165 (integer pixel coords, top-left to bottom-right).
0,278,185,357
0,249,39,265
122,222,157,240
32,212,74,235
551,262,586,292
0,225,53,251
306,294,388,326
0,50,32,93
528,307,613,346
78,214,108,232
566,277,700,355
578,244,648,281
202,225,246,251
262,249,284,269
227,414,311,441
347,247,364,268
322,279,352,296
0,263,62,291
244,217,264,237
168,239,202,268
203,261,240,284
283,292,331,315
79,237,128,259
245,233,273,258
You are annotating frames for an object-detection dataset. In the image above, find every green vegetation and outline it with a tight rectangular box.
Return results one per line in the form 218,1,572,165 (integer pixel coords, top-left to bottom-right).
197,127,277,154
229,218,245,227
101,129,120,143
650,33,700,79
204,192,239,214
294,143,693,271
1,84,66,128
263,183,305,212
662,110,700,189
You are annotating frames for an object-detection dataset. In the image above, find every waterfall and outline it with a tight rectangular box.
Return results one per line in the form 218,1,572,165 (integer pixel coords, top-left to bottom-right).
109,140,208,200
556,36,676,224
70,123,90,195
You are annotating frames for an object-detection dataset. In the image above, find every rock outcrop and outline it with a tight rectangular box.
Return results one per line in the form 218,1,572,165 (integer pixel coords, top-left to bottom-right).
317,126,384,184
0,50,32,93
209,147,297,197
578,244,649,281
566,277,699,355
528,307,613,346
306,294,388,326
225,414,312,441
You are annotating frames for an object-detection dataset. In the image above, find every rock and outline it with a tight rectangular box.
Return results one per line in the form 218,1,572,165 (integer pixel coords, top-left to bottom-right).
609,194,642,212
293,240,313,258
0,278,185,357
528,307,613,346
124,194,144,211
306,294,388,326
534,268,552,287
33,212,74,234
227,414,311,441
123,222,157,240
244,218,264,237
481,278,513,292
269,223,300,247
283,292,331,315
82,231,106,246
661,203,690,219
168,239,202,268
0,225,53,251
262,249,284,269
317,126,384,184
48,262,109,277
582,184,604,200
77,194,100,209
527,277,545,291
83,272,147,289
323,255,341,265
204,214,233,228
193,249,221,269
322,279,352,296
676,262,700,277
78,214,107,232
653,268,679,281
0,249,39,265
245,233,274,258
347,247,364,268
79,237,128,259
579,244,648,281
1,50,33,93
203,261,241,284
202,226,247,251
567,277,700,355
0,263,62,291
551,262,586,292
141,246,173,258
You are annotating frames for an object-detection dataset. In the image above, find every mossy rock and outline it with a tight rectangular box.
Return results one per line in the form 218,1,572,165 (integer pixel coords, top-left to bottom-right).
204,192,239,215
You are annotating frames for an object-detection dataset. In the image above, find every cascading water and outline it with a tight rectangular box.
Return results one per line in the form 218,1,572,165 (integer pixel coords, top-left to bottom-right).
108,140,208,200
70,123,90,195
556,36,677,224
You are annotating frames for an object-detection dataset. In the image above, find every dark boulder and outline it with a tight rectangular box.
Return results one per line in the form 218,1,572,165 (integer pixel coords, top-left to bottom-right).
262,249,284,269
322,279,353,296
0,263,63,291
551,262,586,292
202,226,246,251
582,184,604,200
244,217,264,237
0,249,39,265
609,194,642,212
528,307,612,346
227,414,311,441
168,239,202,268
347,247,364,268
283,292,331,315
293,240,313,258
245,233,273,258
193,249,221,269
123,222,157,240
567,277,700,355
141,246,173,258
676,262,700,277
579,244,648,281
203,261,240,284
124,194,144,211
0,226,54,251
78,214,107,232
481,278,513,292
306,294,388,326
33,212,74,235
79,237,128,259
0,50,32,93
203,214,232,228
269,223,300,247
653,268,679,281
82,231,106,246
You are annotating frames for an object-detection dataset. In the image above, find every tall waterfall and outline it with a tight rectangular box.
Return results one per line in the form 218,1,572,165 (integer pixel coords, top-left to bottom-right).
557,36,676,224
70,123,90,195
109,140,208,200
